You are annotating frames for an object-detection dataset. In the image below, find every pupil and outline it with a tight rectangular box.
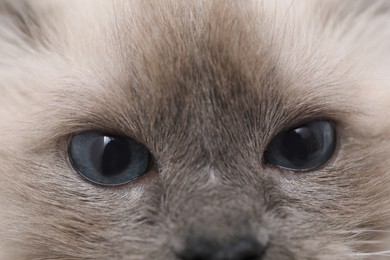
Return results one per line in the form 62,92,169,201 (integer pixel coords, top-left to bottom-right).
91,136,131,176
281,127,320,167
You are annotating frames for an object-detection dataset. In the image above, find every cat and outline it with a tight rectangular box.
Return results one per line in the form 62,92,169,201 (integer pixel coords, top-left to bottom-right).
0,0,389,259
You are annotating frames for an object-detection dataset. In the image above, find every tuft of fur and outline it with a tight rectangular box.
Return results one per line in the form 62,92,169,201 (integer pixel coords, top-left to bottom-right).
0,0,389,259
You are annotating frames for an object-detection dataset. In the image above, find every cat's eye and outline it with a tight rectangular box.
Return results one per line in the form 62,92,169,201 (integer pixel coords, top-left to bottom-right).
264,120,336,171
68,131,151,186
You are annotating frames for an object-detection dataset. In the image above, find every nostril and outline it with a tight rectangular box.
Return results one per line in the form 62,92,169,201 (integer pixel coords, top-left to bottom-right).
177,237,217,260
221,237,267,260
178,237,267,260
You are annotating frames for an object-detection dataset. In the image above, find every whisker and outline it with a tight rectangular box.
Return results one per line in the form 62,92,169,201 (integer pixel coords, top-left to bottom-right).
334,229,390,235
347,250,390,257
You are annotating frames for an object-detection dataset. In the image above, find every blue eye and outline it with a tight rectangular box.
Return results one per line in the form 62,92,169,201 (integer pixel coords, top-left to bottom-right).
264,120,336,171
68,131,151,185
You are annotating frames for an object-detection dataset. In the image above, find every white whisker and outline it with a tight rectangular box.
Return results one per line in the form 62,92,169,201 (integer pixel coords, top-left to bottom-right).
348,251,390,257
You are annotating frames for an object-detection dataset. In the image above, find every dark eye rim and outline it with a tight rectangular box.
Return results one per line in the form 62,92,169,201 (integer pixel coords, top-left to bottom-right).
263,118,340,173
67,130,155,186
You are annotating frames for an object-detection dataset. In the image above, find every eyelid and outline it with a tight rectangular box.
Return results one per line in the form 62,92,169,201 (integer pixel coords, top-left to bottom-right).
267,117,338,142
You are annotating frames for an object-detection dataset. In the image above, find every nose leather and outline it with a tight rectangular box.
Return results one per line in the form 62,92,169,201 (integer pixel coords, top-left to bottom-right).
178,236,267,260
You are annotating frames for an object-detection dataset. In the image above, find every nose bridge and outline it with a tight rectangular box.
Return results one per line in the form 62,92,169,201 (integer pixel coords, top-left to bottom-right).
159,165,271,259
161,165,264,235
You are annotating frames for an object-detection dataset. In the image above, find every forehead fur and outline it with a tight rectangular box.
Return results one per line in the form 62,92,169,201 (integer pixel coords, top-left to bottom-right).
1,0,388,133
0,1,375,140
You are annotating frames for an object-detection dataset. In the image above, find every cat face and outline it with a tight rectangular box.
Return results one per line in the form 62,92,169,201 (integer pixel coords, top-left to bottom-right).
0,1,389,259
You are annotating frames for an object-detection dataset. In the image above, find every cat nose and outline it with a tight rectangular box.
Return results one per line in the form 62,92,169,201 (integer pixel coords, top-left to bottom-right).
178,237,267,260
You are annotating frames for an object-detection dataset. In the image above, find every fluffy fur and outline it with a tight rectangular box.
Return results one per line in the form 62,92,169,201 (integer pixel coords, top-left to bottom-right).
0,0,389,259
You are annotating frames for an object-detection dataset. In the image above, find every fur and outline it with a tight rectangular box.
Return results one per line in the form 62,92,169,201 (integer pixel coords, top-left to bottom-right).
0,0,389,259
